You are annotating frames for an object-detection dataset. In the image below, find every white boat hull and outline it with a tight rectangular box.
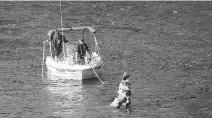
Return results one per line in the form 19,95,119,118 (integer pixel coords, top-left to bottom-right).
45,56,102,80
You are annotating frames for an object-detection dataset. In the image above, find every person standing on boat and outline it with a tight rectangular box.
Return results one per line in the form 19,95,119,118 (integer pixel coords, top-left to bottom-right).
55,32,68,58
75,37,91,64
51,31,68,60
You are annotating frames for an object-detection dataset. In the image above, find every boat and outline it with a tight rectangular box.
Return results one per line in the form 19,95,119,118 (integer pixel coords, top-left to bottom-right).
43,26,102,80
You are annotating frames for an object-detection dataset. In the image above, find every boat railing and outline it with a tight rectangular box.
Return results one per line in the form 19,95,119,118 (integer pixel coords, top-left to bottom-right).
53,51,101,66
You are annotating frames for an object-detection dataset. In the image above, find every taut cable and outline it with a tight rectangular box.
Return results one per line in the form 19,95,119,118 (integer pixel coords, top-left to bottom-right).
42,42,45,77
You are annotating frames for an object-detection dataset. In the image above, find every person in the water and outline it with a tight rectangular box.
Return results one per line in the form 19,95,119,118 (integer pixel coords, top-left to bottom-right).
110,72,131,109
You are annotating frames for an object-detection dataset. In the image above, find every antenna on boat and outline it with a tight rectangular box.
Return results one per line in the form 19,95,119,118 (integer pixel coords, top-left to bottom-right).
60,0,65,59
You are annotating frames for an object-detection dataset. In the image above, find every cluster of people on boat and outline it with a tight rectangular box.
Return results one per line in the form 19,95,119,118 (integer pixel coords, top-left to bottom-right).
47,31,91,64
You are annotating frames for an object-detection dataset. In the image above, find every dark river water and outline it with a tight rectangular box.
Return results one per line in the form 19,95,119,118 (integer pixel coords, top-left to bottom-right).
0,1,211,118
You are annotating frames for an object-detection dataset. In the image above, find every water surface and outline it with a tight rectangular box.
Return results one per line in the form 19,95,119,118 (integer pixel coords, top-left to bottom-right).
0,1,211,118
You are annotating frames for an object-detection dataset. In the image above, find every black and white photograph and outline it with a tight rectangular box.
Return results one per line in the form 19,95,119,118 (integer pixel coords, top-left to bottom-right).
0,1,211,118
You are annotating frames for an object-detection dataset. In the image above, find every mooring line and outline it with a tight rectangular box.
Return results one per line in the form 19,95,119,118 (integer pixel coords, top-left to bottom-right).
42,42,46,78
90,66,105,85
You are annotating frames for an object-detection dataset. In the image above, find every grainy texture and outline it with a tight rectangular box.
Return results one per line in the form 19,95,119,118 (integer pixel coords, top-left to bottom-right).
0,1,211,118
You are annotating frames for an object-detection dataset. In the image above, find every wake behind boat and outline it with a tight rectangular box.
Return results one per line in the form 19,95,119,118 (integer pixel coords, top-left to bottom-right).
42,26,102,80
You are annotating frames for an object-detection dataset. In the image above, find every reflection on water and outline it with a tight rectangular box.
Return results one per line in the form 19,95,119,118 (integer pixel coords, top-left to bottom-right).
43,75,85,116
42,74,118,118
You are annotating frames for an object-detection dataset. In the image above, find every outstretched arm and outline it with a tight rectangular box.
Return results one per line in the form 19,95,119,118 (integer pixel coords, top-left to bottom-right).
63,36,68,43
43,40,49,44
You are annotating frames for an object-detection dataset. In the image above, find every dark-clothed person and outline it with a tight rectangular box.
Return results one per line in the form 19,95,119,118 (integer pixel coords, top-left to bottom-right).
76,37,90,59
76,37,91,64
50,31,68,58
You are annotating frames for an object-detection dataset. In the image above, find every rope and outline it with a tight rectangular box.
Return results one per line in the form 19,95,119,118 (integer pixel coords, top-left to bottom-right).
90,66,105,84
60,0,65,59
42,42,46,77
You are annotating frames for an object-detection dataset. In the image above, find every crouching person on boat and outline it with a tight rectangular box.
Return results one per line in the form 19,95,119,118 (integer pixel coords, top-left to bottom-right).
75,37,91,64
110,72,131,110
